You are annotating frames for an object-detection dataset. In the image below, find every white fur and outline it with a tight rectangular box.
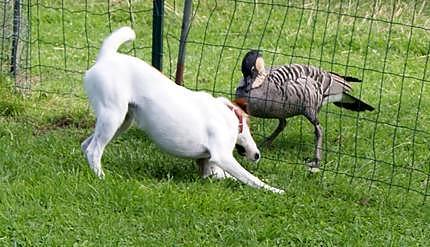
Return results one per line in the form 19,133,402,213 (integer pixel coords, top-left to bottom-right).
81,27,284,194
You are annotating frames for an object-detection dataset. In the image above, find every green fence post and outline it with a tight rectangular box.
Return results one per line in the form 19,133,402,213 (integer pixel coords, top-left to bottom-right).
175,0,192,85
152,0,164,72
10,0,21,79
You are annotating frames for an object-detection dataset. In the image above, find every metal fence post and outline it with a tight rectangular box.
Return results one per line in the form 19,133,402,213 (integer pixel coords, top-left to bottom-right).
152,0,164,72
10,0,21,78
175,0,192,85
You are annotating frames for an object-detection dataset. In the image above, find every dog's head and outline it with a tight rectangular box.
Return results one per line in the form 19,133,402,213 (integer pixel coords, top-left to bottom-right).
241,50,265,81
231,99,260,162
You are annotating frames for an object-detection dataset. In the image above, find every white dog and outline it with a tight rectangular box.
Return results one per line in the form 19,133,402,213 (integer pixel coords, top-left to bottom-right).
81,27,283,194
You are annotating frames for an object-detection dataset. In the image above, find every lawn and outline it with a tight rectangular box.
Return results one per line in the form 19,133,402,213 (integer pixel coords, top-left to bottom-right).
0,0,429,245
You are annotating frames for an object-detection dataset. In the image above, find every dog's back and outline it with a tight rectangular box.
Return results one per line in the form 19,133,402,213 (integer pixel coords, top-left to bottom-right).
84,27,144,116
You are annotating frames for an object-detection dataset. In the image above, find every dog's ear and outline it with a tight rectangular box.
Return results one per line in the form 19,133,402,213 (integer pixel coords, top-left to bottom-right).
232,98,249,114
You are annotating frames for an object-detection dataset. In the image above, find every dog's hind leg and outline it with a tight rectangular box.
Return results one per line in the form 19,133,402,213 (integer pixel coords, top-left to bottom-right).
82,108,127,178
210,154,284,194
81,110,130,160
81,134,94,153
82,109,130,154
113,108,135,139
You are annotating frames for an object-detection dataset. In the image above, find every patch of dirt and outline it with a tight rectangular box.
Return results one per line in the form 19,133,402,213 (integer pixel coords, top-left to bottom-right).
33,115,94,135
357,197,372,206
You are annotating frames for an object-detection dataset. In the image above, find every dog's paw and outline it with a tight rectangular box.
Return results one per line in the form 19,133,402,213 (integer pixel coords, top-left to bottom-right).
210,170,234,180
268,186,285,194
92,166,105,179
202,166,230,180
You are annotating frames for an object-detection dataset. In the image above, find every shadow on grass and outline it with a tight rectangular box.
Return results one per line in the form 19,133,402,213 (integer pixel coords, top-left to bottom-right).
99,128,201,183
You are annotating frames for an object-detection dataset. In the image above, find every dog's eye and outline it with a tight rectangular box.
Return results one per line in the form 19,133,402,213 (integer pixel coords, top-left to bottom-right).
235,144,246,156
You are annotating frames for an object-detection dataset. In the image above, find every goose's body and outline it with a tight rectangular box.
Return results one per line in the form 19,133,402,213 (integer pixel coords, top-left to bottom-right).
235,51,374,171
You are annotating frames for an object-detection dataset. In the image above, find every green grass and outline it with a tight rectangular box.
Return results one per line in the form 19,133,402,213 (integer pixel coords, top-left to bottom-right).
1,0,429,245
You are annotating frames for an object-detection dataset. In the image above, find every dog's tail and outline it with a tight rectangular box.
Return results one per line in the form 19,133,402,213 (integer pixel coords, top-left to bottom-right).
97,26,136,60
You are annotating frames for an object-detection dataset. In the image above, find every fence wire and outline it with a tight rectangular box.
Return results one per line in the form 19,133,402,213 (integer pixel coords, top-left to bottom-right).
0,0,429,203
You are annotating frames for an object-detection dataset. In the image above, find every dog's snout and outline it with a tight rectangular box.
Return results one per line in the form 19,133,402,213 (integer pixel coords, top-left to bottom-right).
254,153,260,160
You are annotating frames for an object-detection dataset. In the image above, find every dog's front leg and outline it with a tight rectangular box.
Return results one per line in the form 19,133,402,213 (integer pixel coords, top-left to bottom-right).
196,158,234,180
210,154,284,194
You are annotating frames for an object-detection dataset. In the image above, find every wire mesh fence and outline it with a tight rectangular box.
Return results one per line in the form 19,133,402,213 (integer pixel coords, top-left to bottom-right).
1,0,29,88
0,0,429,202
